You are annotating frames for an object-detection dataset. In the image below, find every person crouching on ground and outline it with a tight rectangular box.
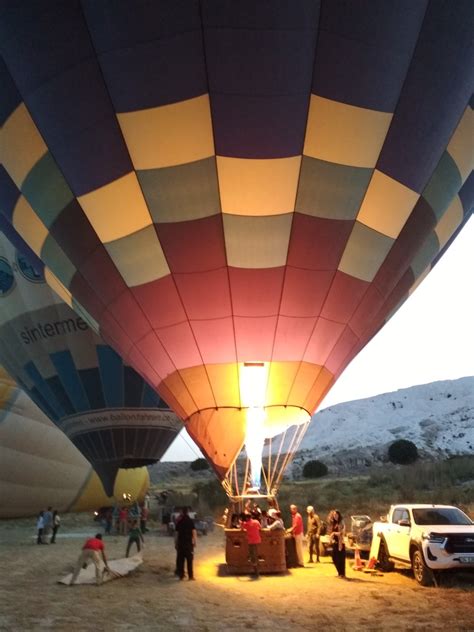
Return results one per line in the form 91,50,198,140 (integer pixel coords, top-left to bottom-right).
70,533,110,586
328,509,346,578
175,506,197,581
126,520,144,557
287,504,305,566
241,512,262,578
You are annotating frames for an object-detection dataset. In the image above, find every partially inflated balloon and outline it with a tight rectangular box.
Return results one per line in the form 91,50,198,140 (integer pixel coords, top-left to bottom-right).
0,2,472,490
0,226,181,494
0,368,149,518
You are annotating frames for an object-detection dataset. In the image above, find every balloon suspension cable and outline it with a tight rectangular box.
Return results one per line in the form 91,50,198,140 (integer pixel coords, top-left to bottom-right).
233,460,240,497
273,421,310,491
268,427,288,492
223,419,310,500
267,436,272,495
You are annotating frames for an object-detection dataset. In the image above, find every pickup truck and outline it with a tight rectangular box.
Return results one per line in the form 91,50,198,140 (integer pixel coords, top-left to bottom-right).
371,504,474,585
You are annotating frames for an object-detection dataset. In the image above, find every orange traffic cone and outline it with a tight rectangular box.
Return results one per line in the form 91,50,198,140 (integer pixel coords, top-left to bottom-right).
353,547,364,571
366,556,377,570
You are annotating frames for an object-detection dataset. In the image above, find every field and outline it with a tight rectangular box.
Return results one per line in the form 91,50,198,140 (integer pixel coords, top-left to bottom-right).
1,457,473,631
0,514,473,632
151,456,474,524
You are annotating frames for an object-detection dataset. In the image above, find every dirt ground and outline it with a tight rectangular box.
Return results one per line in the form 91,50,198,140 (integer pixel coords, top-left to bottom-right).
0,516,473,632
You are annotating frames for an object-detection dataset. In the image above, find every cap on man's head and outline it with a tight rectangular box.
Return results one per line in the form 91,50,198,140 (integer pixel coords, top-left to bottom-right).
306,505,314,513
268,509,277,518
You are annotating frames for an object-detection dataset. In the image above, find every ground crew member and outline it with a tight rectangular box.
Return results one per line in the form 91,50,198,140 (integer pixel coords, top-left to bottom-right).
70,533,110,585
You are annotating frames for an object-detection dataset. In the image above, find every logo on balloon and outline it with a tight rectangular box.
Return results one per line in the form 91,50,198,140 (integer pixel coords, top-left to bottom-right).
15,252,45,284
0,257,15,297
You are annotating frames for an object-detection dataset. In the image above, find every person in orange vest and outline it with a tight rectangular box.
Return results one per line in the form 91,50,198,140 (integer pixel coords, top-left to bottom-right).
70,534,110,585
287,504,305,567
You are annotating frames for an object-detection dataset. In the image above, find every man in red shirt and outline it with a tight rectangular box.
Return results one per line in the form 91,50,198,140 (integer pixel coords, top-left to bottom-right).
288,504,305,567
241,513,261,578
70,533,110,585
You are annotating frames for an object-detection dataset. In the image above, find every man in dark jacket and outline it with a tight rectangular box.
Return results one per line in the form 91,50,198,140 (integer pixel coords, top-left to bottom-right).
175,507,197,581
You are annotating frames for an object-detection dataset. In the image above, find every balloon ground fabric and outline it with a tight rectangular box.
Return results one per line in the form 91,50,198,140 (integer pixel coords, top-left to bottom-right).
0,228,181,495
0,2,472,485
0,367,149,518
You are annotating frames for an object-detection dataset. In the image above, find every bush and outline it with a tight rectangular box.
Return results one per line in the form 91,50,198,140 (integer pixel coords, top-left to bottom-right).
303,460,328,479
192,480,226,510
388,439,419,465
190,458,210,471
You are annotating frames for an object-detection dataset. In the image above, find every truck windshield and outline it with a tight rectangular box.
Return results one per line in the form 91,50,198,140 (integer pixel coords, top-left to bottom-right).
412,508,473,526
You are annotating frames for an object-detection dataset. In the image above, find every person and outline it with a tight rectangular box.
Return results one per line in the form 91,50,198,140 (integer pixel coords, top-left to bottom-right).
70,533,110,586
51,510,61,544
175,507,197,581
287,504,305,566
43,506,53,543
126,520,144,557
306,505,322,563
140,505,149,534
230,513,241,529
328,509,346,578
118,506,128,535
36,510,45,544
260,510,269,528
112,506,120,533
241,513,261,578
267,509,285,530
104,509,113,535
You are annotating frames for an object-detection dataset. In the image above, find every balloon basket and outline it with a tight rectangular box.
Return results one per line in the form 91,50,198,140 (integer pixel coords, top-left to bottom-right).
225,528,286,574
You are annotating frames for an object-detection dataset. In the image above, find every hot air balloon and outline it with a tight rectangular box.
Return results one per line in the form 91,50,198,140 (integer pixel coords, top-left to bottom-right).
0,367,149,518
0,221,181,495
0,1,472,502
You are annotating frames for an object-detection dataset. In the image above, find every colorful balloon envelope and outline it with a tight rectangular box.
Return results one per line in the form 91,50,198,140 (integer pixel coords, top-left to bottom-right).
0,226,181,495
0,367,149,518
0,2,472,494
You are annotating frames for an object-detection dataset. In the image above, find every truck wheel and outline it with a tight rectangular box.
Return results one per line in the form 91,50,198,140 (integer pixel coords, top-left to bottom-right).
377,542,394,572
411,549,434,586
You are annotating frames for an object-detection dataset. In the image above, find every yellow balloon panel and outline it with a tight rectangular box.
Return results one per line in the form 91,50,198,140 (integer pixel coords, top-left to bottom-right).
0,372,149,518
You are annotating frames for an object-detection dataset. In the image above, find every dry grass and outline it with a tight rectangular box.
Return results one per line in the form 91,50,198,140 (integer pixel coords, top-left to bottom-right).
151,456,474,525
0,514,473,631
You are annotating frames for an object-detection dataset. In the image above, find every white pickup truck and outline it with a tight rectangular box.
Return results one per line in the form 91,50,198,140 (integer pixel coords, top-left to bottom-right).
371,504,474,585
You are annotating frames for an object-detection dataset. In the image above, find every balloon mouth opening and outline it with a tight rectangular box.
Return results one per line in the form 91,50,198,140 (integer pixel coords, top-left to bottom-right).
120,458,157,469
92,458,156,497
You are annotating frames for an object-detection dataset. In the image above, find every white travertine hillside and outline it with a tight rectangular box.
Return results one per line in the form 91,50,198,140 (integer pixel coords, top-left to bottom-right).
289,376,474,474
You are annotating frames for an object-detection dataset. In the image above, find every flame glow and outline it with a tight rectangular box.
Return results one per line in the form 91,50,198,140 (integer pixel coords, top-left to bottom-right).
240,363,268,490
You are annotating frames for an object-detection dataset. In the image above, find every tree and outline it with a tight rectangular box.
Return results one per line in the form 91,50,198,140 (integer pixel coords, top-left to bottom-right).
388,439,419,465
190,457,210,471
303,460,328,478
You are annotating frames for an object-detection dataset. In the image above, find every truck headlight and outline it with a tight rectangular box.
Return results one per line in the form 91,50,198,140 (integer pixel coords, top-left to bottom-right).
422,532,446,544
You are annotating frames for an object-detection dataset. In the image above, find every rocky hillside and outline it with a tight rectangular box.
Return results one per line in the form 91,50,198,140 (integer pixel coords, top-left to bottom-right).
150,377,474,482
290,376,474,476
